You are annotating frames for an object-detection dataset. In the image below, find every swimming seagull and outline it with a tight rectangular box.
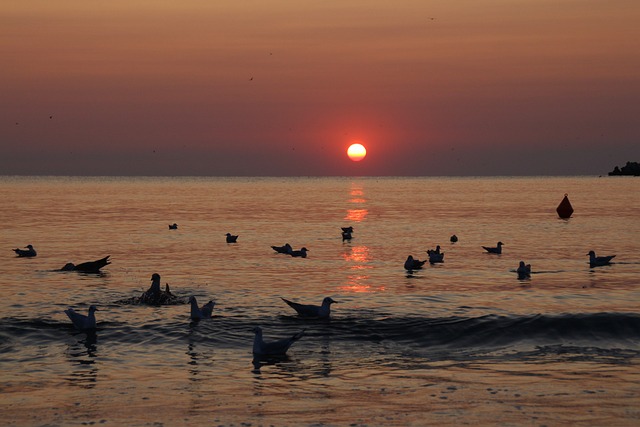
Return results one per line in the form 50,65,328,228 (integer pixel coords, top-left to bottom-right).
64,305,98,331
404,255,427,271
289,247,309,258
271,243,292,254
482,241,504,254
189,296,215,320
517,261,532,278
281,296,337,318
252,326,305,357
139,273,177,305
60,255,111,273
427,246,444,263
13,245,37,257
588,250,615,267
226,233,238,243
341,226,354,233
450,234,458,243
169,223,178,230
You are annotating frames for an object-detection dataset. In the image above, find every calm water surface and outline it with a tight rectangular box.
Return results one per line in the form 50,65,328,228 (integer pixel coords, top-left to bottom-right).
1,176,639,426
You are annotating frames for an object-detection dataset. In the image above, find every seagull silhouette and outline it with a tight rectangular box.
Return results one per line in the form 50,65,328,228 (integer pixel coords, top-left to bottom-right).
252,326,305,357
13,245,37,257
281,296,337,318
64,305,98,331
189,296,215,320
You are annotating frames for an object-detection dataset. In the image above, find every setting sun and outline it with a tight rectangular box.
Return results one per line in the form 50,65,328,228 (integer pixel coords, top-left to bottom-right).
347,143,367,162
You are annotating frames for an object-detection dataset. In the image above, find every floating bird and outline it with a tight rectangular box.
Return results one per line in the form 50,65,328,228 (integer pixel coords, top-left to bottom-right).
281,296,337,318
64,305,98,331
271,243,292,254
404,255,427,271
252,326,305,357
189,296,215,321
139,273,177,305
13,245,37,257
289,247,309,258
342,230,352,241
588,250,615,267
169,223,178,230
341,226,354,233
226,233,238,243
482,242,504,254
60,255,111,273
516,261,532,279
450,234,458,243
427,246,444,263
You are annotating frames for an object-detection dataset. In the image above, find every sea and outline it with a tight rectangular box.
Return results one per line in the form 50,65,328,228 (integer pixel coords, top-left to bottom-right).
0,176,639,426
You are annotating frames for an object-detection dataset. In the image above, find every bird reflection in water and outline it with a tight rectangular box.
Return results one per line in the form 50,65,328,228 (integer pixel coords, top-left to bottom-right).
65,332,98,388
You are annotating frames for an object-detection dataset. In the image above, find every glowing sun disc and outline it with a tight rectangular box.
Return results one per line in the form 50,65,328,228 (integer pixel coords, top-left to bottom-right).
347,143,367,161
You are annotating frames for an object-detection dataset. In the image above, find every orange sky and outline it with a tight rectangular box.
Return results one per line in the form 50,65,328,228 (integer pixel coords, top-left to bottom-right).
2,0,639,175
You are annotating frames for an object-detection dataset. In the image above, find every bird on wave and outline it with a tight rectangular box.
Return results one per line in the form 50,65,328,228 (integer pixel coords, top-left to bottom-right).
516,261,531,279
289,247,309,258
281,296,337,319
404,255,427,271
64,305,98,331
271,243,292,254
587,250,615,267
188,296,215,321
482,241,504,254
13,244,37,257
60,255,111,273
427,245,444,263
139,273,177,305
252,326,305,357
226,233,238,243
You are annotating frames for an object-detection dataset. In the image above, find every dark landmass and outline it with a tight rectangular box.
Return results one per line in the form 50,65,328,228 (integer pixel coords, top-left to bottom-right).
608,161,640,176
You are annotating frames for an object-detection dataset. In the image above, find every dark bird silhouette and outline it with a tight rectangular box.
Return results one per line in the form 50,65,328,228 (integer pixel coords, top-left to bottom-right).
139,273,178,305
281,296,337,318
588,250,615,267
342,231,352,241
289,247,309,258
252,326,305,357
427,246,444,263
13,245,37,257
404,255,427,271
341,226,354,233
60,255,110,273
271,243,292,254
517,261,531,279
226,233,238,243
450,234,458,243
482,242,504,254
169,223,178,230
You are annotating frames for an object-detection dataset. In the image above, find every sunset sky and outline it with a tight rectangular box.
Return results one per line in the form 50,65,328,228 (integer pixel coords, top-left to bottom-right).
2,0,639,176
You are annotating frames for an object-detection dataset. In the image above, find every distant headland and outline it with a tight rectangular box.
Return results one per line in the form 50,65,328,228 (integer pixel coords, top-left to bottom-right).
608,161,640,176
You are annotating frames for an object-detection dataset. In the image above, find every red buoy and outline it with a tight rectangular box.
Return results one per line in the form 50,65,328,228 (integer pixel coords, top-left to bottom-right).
556,194,574,219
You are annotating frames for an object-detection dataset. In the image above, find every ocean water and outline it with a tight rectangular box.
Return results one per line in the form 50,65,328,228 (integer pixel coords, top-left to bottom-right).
1,176,639,426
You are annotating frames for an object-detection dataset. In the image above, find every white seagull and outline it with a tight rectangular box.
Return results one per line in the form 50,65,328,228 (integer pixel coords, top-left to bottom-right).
252,326,305,357
588,250,615,267
64,305,98,331
189,296,215,320
281,296,337,318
